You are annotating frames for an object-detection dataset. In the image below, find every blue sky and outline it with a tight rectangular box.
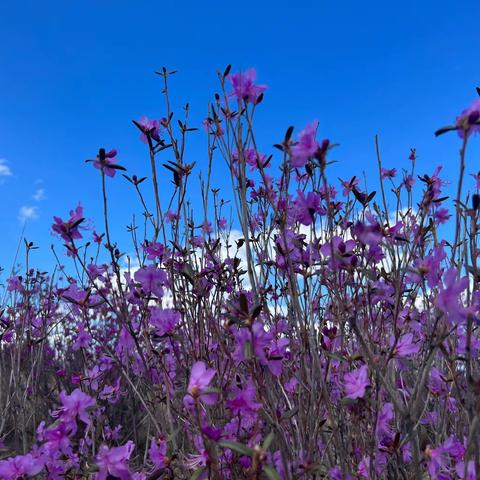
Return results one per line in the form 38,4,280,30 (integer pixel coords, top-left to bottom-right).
1,0,479,274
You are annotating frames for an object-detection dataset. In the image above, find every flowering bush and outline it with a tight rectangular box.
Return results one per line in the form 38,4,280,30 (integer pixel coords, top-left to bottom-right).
1,66,480,479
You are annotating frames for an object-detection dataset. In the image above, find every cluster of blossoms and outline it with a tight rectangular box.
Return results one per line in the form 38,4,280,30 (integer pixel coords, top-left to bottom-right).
1,68,480,479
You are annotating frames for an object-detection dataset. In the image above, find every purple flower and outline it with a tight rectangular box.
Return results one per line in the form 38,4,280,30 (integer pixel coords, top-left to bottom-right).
436,268,469,325
93,149,118,177
115,326,135,361
150,307,180,337
188,235,202,249
6,275,22,292
456,460,476,480
456,98,480,138
201,425,223,441
229,68,267,103
138,116,162,144
343,364,370,400
294,190,323,226
184,361,217,407
185,438,209,471
55,388,95,432
391,333,419,358
0,454,44,479
273,450,288,480
329,466,354,480
408,241,446,288
134,265,167,299
340,176,359,197
149,437,168,469
233,322,272,365
376,402,394,438
52,204,85,242
202,220,212,235
434,207,451,224
320,236,357,270
41,421,72,455
275,229,305,270
143,241,165,260
232,148,269,171
381,167,397,179
93,230,104,244
266,337,289,376
285,377,298,394
218,217,227,230
357,456,370,478
291,121,319,167
425,444,448,478
165,209,179,223
429,367,447,396
95,441,135,480
227,380,262,416
72,323,92,351
402,174,415,192
442,435,465,461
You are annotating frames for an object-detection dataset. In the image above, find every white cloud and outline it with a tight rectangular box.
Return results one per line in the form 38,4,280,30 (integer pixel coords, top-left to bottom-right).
33,188,46,201
19,206,39,223
0,159,12,177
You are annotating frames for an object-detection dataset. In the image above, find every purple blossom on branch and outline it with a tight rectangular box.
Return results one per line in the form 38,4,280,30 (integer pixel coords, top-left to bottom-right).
343,364,370,400
184,361,217,407
138,116,163,144
290,121,319,167
93,149,119,177
228,68,267,103
95,441,135,480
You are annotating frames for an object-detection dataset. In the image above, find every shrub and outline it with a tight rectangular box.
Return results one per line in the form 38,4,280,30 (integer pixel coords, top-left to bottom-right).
1,66,480,479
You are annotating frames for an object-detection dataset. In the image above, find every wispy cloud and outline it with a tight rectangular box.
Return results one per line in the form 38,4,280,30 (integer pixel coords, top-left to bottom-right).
19,206,39,223
0,159,12,177
33,188,46,201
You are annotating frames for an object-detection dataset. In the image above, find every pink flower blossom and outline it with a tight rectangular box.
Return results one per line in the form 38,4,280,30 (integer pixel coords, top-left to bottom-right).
138,116,162,144
227,380,262,416
233,322,272,365
184,361,217,407
55,388,95,432
376,402,394,438
402,174,415,192
456,460,476,480
93,149,119,177
391,333,420,358
456,98,480,138
434,207,451,224
232,148,269,171
149,437,168,469
134,265,167,299
291,121,319,168
6,276,22,292
436,268,469,325
95,441,135,480
150,308,180,337
381,167,397,179
0,454,44,479
229,68,267,103
293,190,323,226
165,209,179,223
72,323,92,351
52,204,85,242
143,241,165,260
320,236,357,270
340,176,359,197
343,364,370,400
